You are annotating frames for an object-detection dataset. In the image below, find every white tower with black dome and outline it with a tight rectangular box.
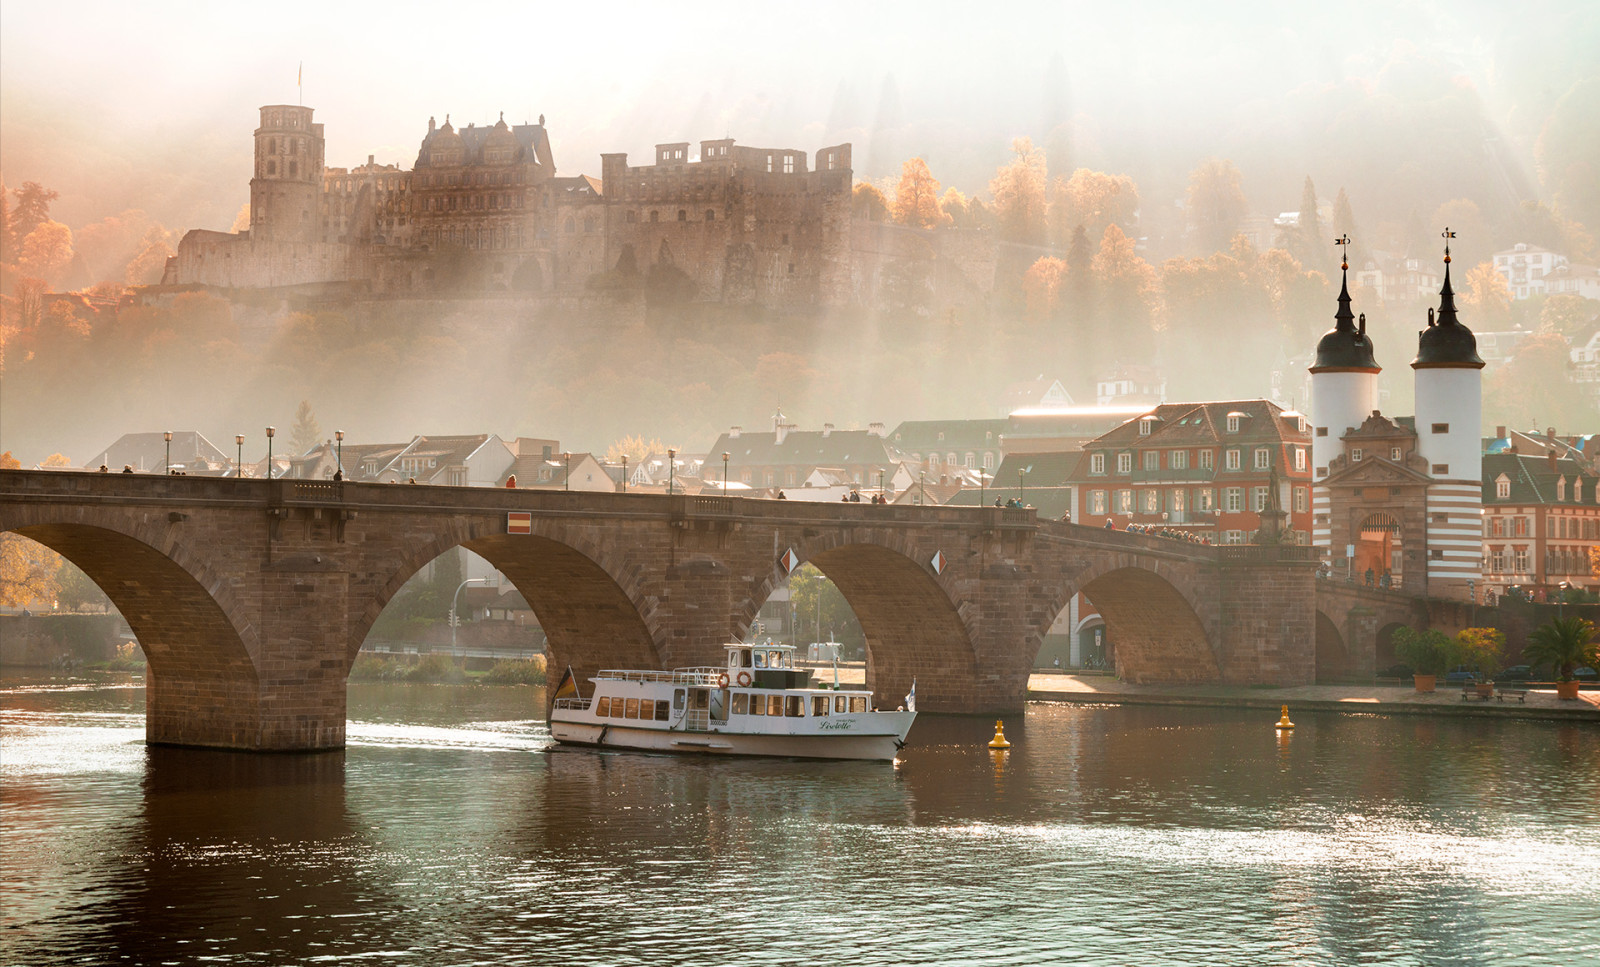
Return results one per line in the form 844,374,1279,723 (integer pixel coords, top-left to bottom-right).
1309,242,1379,552
1412,235,1485,598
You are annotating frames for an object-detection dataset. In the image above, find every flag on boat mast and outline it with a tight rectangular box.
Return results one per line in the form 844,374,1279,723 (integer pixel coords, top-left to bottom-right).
549,665,580,722
905,678,916,712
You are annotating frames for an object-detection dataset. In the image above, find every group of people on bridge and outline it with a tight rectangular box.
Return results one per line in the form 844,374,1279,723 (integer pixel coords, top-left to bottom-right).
1103,520,1212,545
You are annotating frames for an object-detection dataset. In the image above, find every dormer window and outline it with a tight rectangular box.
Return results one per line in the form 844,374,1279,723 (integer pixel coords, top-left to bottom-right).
1352,448,1363,462
1226,414,1242,433
1139,418,1154,436
1496,475,1510,499
1558,476,1567,501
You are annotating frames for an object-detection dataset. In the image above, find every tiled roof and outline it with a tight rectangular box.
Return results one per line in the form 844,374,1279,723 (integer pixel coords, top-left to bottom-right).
1088,399,1304,449
1483,452,1597,506
708,429,895,468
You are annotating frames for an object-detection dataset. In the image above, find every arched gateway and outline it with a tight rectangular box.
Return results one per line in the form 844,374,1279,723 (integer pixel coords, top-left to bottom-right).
1,470,1321,751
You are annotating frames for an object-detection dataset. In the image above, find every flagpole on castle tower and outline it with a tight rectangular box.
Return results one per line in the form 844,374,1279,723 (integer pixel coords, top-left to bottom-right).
298,62,303,106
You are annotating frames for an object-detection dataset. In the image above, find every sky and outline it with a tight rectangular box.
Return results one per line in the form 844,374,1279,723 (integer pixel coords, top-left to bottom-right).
6,0,1584,232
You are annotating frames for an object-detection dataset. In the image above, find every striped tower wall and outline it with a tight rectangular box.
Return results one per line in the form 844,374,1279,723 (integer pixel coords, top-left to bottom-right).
1414,366,1483,599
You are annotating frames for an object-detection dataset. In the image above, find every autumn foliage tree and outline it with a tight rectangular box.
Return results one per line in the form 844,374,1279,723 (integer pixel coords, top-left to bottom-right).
989,137,1048,246
1048,168,1139,248
851,183,889,223
1461,260,1513,330
892,158,948,230
1185,158,1249,255
605,434,665,464
1022,257,1066,323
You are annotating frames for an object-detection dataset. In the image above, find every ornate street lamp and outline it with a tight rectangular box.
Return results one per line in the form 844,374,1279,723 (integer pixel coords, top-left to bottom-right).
265,426,275,480
335,429,344,476
667,449,676,495
163,431,172,475
722,451,730,493
236,434,244,478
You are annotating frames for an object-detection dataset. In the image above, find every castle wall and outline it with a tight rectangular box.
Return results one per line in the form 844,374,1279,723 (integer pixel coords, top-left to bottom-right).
174,230,358,289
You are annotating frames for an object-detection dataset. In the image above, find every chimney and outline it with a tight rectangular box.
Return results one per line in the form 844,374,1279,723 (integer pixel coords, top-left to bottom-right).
1496,425,1506,439
729,426,741,439
1548,451,1558,472
822,423,834,438
1547,426,1557,441
868,422,885,437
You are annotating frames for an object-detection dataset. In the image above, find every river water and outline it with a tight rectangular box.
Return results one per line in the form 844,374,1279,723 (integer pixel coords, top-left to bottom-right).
3,673,1598,966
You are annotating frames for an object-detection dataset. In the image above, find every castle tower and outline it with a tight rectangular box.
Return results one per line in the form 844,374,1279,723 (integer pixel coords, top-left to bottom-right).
249,105,325,243
1411,235,1485,599
1309,243,1380,552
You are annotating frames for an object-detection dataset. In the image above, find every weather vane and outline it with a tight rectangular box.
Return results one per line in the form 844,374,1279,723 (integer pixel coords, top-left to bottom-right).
1334,234,1351,271
1441,226,1456,262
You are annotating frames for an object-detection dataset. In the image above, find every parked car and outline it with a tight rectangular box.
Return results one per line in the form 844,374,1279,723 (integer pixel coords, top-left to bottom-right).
1444,667,1479,684
1498,665,1534,682
1575,666,1599,682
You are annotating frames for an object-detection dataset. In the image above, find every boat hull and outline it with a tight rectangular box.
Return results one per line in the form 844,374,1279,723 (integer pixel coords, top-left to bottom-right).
549,717,913,762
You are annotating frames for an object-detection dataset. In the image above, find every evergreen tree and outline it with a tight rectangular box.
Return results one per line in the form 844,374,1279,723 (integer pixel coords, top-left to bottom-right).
290,400,321,456
1332,187,1362,264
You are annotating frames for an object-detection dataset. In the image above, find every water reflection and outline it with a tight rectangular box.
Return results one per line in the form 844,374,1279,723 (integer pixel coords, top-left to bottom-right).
3,675,1597,966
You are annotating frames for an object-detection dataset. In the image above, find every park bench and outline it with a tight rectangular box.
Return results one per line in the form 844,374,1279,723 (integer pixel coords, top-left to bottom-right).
1496,688,1528,704
1460,686,1492,702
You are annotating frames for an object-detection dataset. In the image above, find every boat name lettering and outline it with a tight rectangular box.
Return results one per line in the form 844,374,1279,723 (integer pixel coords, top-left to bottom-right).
818,719,856,731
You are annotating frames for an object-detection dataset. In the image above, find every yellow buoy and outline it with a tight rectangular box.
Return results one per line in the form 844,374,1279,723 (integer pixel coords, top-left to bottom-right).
1275,705,1295,730
988,719,1011,749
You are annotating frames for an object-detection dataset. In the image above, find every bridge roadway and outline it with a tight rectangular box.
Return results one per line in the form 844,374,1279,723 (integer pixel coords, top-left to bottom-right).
2,469,1342,752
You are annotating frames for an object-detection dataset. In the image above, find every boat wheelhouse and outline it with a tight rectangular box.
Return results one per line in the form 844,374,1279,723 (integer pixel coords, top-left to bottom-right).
548,642,915,761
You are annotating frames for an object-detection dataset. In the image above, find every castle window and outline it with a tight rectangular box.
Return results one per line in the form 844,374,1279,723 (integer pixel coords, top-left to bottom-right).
289,161,298,177
650,210,659,223
766,154,774,173
705,210,715,222
784,155,795,174
626,211,637,223
267,160,277,176
585,217,596,232
564,218,575,234
678,210,686,221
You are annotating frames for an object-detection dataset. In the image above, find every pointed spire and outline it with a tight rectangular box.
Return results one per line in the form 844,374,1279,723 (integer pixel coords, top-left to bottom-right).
1435,231,1461,329
1412,227,1483,368
1311,235,1378,373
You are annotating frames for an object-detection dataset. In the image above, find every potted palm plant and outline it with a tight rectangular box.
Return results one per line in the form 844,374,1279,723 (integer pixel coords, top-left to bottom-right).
1455,627,1505,698
1391,626,1455,693
1523,616,1600,700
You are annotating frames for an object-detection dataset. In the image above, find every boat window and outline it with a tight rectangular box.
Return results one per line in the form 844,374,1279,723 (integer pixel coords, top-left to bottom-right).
812,696,829,716
767,695,784,716
654,701,670,721
610,700,627,718
625,698,640,719
692,690,709,710
596,696,611,716
785,696,804,717
834,695,847,713
849,696,867,713
673,689,685,709
750,694,766,716
769,650,783,668
753,652,767,669
731,693,749,715
741,649,753,667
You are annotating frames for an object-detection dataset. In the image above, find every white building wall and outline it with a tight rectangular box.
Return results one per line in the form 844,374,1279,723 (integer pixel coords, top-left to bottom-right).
1310,369,1379,550
1415,366,1483,598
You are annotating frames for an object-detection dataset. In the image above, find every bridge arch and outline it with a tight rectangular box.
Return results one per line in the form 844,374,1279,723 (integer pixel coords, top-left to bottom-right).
1066,563,1218,684
356,519,660,678
1315,609,1350,682
0,515,261,746
743,532,974,709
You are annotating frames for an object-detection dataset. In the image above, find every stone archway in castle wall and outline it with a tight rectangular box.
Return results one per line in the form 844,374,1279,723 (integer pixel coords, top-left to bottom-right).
1315,610,1350,683
1076,566,1219,683
747,542,976,711
351,529,660,688
1,520,261,746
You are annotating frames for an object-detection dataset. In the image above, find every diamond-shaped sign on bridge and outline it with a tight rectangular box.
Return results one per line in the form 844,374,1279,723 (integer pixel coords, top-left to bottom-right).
780,548,801,573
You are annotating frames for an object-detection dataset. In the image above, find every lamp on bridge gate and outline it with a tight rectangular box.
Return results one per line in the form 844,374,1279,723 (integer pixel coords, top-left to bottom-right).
163,431,172,475
235,434,245,478
667,448,676,495
722,451,730,493
265,426,275,480
335,430,344,476
564,451,571,491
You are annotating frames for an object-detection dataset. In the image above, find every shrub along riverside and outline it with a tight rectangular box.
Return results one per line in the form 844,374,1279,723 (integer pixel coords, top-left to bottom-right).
347,653,546,686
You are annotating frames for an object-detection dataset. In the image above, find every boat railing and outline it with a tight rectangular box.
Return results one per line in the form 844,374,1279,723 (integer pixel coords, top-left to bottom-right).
552,697,591,711
594,667,725,686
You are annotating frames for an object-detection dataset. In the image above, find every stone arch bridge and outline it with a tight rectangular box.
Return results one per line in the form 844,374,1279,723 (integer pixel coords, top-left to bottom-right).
3,470,1327,751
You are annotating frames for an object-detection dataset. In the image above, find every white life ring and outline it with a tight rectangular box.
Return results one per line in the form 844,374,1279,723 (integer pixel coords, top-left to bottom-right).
736,670,753,687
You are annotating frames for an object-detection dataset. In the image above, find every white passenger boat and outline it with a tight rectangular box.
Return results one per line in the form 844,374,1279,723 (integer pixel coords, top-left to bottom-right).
548,643,916,761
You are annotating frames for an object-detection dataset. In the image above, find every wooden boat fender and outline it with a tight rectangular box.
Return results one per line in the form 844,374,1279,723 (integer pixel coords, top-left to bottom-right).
736,671,752,687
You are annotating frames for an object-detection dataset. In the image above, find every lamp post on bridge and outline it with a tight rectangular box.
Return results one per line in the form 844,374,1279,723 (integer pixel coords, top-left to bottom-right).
564,451,571,491
451,577,490,655
265,426,275,480
236,434,245,478
335,430,344,477
667,449,676,495
163,431,172,475
723,451,730,494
